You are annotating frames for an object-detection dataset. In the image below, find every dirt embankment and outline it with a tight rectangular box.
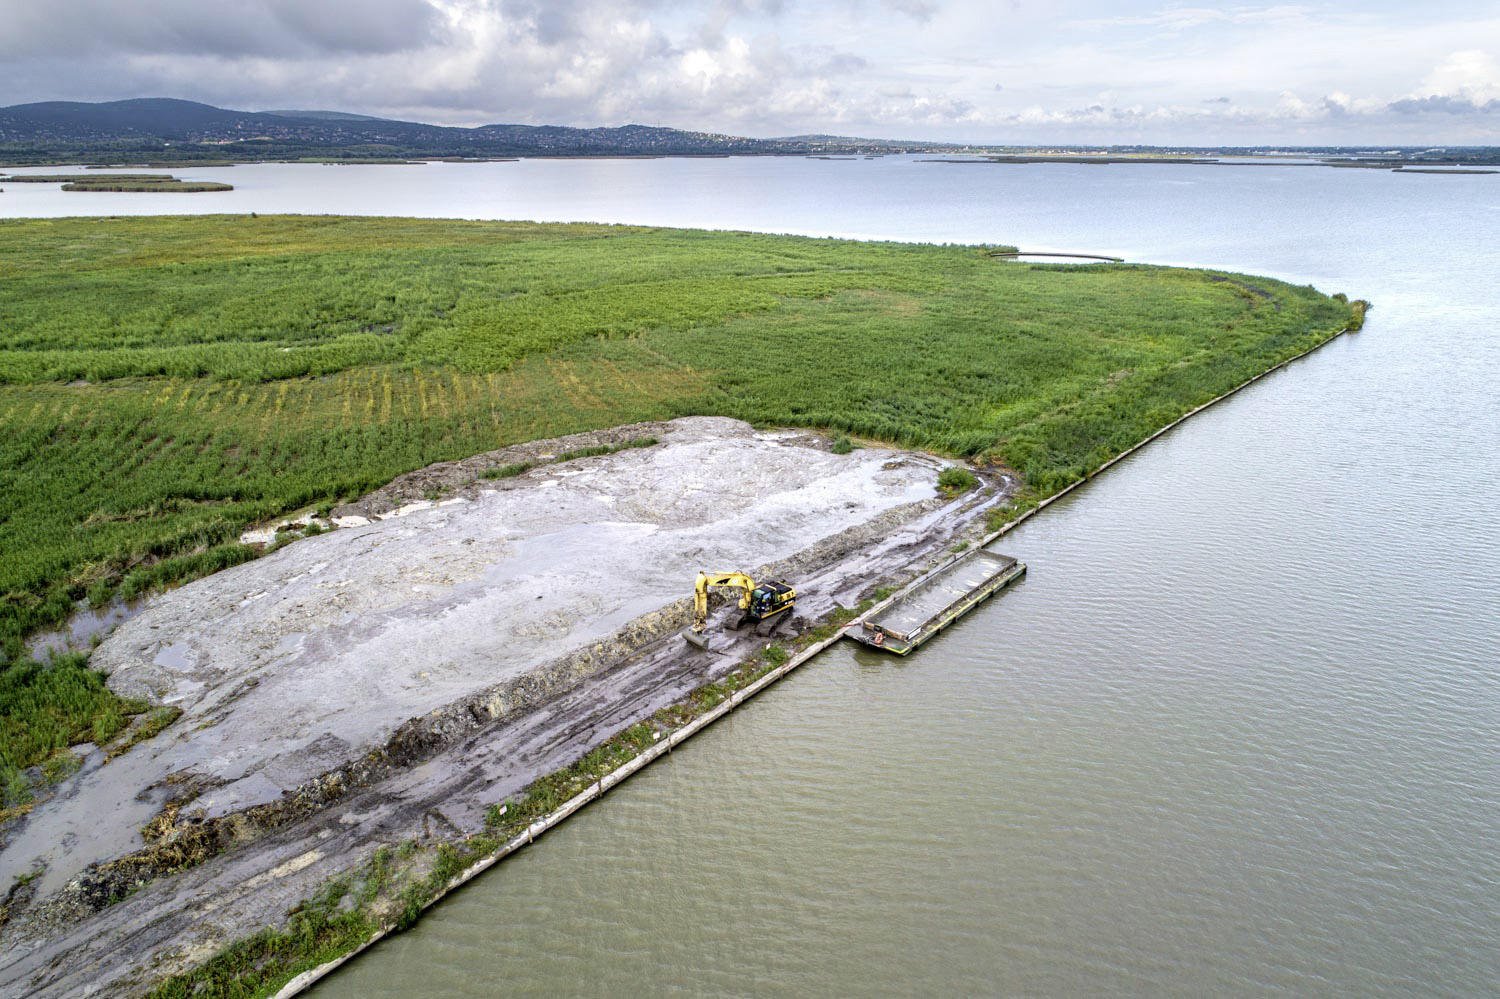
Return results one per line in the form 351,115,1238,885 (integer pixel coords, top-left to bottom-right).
0,417,1013,997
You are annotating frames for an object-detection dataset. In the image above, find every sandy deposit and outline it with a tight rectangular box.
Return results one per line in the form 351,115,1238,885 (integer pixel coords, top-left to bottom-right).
1,418,954,900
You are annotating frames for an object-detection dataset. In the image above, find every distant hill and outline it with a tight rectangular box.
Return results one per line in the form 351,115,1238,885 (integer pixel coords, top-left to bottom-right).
4,100,1496,166
261,109,393,122
0,98,954,163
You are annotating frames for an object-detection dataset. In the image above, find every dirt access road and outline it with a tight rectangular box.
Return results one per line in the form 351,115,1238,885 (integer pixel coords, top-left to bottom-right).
0,417,1011,997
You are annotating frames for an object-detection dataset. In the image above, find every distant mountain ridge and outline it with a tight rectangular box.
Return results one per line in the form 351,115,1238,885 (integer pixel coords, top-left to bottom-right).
261,109,392,122
5,100,1496,166
0,98,945,162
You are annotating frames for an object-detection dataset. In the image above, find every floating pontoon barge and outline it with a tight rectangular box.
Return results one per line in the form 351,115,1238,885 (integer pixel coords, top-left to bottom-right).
846,549,1026,655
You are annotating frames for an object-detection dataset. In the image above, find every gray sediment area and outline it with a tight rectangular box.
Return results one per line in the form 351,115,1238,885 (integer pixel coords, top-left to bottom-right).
0,416,1011,997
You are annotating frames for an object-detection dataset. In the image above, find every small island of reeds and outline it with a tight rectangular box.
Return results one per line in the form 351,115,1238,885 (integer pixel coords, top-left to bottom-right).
0,173,233,192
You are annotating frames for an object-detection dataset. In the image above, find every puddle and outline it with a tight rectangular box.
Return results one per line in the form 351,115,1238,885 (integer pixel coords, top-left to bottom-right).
153,642,195,672
27,595,150,659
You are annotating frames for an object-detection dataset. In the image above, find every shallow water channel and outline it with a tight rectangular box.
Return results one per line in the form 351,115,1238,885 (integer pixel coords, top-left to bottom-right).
12,157,1499,995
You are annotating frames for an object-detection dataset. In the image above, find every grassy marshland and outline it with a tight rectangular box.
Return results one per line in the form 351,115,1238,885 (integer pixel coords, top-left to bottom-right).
0,214,1359,802
1,174,233,192
61,180,234,193
3,174,180,182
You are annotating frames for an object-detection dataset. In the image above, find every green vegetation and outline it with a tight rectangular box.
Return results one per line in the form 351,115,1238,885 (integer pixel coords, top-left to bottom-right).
0,215,1356,774
4,174,234,192
63,180,234,193
3,174,178,183
476,436,657,480
554,437,658,461
143,854,389,999
39,748,83,783
479,461,535,480
1,652,150,808
1333,292,1371,331
484,641,795,837
937,467,979,495
107,706,183,761
294,158,420,165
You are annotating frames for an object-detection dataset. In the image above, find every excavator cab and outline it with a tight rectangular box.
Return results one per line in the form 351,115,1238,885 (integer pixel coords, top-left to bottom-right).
747,582,795,623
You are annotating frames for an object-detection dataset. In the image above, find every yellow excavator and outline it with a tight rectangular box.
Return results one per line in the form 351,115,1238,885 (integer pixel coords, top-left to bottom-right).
683,571,796,649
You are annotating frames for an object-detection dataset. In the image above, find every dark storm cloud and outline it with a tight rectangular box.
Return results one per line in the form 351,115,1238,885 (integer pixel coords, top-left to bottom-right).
0,0,439,59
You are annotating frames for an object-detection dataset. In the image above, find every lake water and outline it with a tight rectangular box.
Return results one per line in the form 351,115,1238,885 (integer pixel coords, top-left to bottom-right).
9,157,1499,995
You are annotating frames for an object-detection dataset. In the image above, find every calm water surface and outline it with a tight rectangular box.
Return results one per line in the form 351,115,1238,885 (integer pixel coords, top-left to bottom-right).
11,158,1497,995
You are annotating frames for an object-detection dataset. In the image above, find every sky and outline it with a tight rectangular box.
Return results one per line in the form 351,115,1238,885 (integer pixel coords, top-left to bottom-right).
2,0,1497,145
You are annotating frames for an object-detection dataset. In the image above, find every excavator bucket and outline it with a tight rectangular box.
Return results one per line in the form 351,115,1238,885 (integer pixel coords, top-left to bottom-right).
681,629,710,651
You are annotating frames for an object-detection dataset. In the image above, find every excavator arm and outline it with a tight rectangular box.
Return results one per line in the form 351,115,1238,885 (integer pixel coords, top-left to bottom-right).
691,572,758,634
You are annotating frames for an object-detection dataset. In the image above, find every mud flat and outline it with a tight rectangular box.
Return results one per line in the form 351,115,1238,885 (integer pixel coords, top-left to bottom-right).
0,416,1011,997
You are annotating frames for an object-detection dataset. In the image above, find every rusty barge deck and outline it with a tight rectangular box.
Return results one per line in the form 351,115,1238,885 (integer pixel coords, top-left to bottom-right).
846,549,1026,655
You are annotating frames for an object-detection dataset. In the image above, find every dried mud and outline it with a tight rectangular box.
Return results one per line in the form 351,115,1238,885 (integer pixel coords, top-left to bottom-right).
0,417,1013,998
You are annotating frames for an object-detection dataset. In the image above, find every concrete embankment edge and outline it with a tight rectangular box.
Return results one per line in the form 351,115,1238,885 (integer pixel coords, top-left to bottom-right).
274,625,850,998
973,324,1354,546
844,324,1354,631
273,322,1352,998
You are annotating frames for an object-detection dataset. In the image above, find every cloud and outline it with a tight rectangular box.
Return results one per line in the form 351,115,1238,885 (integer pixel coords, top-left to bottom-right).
1389,95,1500,115
1383,50,1500,116
0,0,440,58
1412,49,1500,104
2,1,1499,143
0,0,956,135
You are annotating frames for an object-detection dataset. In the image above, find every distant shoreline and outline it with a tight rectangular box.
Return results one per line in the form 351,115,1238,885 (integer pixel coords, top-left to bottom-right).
4,152,1496,173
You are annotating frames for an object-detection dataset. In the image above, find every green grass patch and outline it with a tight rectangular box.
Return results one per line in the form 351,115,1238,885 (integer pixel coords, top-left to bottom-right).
478,461,535,480
141,825,509,998
554,437,658,462
107,706,183,761
5,174,177,183
937,467,978,495
3,174,236,193
62,180,234,193
39,748,83,784
476,437,657,481
485,640,796,839
144,869,377,999
0,652,148,806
